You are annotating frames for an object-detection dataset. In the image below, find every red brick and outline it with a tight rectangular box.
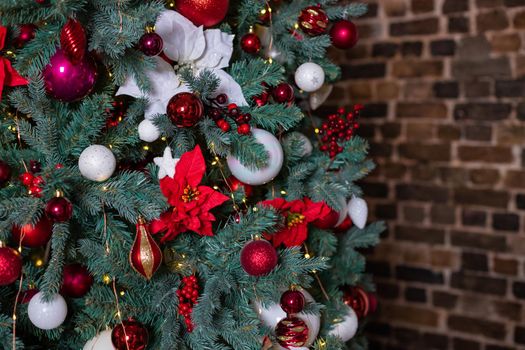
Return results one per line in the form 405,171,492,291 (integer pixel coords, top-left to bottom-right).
397,103,447,119
457,146,513,163
493,257,518,275
381,303,440,327
399,143,451,162
393,60,443,77
448,315,506,339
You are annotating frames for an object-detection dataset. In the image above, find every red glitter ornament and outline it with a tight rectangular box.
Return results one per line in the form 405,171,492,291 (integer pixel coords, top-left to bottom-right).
111,319,149,350
240,239,278,276
298,6,329,36
272,83,294,103
241,33,261,54
60,19,87,65
15,24,37,48
330,20,359,49
175,0,229,27
130,218,162,280
167,92,204,127
12,216,53,248
45,197,73,222
0,160,11,186
0,245,22,286
60,263,93,298
177,275,199,332
275,316,309,348
106,96,130,128
139,32,163,57
280,289,305,314
342,285,370,319
226,175,253,197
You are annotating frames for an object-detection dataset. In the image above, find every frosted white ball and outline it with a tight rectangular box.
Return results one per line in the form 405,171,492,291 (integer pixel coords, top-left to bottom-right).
348,196,368,229
284,132,313,157
28,292,67,330
295,62,325,92
328,305,359,342
138,119,160,142
83,330,115,350
254,289,320,347
227,128,283,185
78,145,116,182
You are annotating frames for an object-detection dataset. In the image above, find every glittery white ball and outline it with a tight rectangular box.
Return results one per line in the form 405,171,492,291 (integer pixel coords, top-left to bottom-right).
328,305,359,342
294,62,325,92
78,145,116,182
138,119,160,142
254,289,320,347
348,196,368,229
227,128,283,185
83,330,115,350
28,292,67,330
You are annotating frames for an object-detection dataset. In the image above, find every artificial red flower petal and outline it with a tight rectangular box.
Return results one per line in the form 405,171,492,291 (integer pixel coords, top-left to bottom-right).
174,145,206,188
3,59,28,87
0,26,6,49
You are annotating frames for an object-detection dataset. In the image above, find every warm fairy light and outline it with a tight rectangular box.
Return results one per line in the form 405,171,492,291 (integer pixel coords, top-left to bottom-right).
314,128,320,134
34,259,44,267
267,58,273,64
12,314,16,321
249,26,254,33
102,186,108,191
102,274,111,284
280,190,287,195
252,207,258,212
211,160,218,166
242,197,247,203
318,339,326,349
143,145,150,151
161,136,167,141
119,290,125,296
108,144,113,149
213,185,219,190
167,1,175,8
294,23,299,29
304,253,311,259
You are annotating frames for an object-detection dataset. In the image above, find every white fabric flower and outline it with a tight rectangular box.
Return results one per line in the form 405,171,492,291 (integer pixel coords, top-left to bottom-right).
117,10,247,134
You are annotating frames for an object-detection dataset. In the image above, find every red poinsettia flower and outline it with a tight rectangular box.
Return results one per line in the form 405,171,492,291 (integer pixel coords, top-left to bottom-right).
0,26,28,100
151,145,229,242
261,197,331,247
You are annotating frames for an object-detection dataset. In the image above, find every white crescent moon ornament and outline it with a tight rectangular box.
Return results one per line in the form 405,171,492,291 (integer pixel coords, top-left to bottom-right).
254,289,320,348
348,196,368,229
328,305,359,342
227,128,283,185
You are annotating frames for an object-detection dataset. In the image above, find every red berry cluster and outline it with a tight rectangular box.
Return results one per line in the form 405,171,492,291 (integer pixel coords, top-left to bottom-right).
208,94,252,135
319,104,364,158
177,275,199,332
20,160,44,197
105,97,129,128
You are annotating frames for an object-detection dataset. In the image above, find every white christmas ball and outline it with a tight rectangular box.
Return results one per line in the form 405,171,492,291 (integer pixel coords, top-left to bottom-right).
227,128,283,185
348,196,368,229
28,292,67,330
254,289,320,347
328,305,359,342
83,330,115,350
138,119,160,142
295,62,325,92
78,145,116,182
284,132,313,158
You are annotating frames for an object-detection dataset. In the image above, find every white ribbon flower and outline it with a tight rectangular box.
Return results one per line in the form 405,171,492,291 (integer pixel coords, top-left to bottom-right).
117,10,247,141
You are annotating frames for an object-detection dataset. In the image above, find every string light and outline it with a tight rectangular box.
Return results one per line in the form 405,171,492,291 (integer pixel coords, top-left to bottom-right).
34,259,44,267
143,145,150,151
280,190,287,195
102,274,111,284
304,253,311,259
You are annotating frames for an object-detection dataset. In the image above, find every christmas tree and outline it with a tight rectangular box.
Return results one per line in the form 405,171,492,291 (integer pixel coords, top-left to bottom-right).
0,1,385,349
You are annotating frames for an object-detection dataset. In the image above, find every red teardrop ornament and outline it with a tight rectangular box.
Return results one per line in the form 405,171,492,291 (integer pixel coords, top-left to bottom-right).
129,218,162,280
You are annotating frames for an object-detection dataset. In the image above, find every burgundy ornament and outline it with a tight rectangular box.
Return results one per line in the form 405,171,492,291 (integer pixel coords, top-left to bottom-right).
175,0,229,27
21,288,39,303
60,19,87,64
275,316,309,348
139,32,163,56
12,216,53,248
280,289,305,314
43,49,98,102
111,319,149,350
60,263,93,298
0,160,11,186
330,20,359,49
240,239,278,276
45,197,73,222
0,245,22,286
252,91,269,107
240,33,261,54
167,92,204,127
29,160,41,174
15,24,37,48
342,285,370,319
298,6,329,36
272,83,294,103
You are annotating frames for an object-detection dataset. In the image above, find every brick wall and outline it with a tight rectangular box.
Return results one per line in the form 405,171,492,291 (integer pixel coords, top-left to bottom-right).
328,0,525,348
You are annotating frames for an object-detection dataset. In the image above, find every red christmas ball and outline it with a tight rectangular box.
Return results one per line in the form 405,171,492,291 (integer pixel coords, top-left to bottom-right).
368,292,378,314
237,123,251,135
175,0,229,27
342,285,370,319
298,6,329,36
280,290,305,314
241,33,261,54
60,19,87,65
12,216,53,248
240,239,278,276
226,176,253,197
45,197,73,222
312,209,339,229
0,160,11,186
275,316,309,348
60,263,93,298
139,32,163,56
334,216,352,233
29,160,41,174
0,246,22,286
252,91,269,107
167,92,204,127
272,83,294,103
15,24,37,48
330,20,359,49
111,319,149,350
21,288,39,303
